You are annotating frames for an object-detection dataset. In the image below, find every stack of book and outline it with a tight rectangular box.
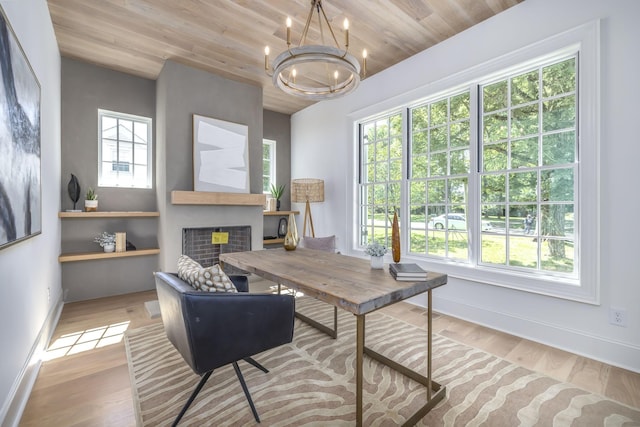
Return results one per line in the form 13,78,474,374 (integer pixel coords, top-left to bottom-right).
389,263,428,281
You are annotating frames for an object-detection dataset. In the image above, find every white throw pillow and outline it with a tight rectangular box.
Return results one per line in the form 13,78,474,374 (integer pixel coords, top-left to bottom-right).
177,255,237,293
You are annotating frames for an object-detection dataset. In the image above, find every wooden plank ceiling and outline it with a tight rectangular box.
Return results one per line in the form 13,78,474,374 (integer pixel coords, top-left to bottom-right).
47,0,522,115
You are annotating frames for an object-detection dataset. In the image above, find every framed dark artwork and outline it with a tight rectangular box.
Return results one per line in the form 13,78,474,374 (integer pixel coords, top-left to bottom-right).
0,6,41,250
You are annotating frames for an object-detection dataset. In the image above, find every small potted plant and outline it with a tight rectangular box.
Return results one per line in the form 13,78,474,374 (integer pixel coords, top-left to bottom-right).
94,232,116,253
365,241,387,269
270,183,286,211
85,187,98,212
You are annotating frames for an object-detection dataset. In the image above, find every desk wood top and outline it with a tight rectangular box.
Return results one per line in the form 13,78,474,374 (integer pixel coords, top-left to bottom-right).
220,248,447,315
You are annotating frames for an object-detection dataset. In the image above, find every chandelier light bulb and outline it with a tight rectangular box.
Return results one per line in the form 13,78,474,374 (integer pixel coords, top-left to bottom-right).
286,17,292,46
344,18,349,47
264,46,270,70
264,46,270,55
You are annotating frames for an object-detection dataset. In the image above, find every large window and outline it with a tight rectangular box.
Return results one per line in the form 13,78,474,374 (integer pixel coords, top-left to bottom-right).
98,110,152,188
409,91,471,260
263,139,276,193
480,58,577,276
358,113,402,246
356,23,599,302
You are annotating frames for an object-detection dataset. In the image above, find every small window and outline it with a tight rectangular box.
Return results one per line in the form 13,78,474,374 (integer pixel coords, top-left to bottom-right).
98,110,152,188
263,139,276,193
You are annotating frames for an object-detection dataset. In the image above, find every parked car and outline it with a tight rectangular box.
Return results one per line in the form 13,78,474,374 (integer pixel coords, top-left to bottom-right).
428,213,467,230
428,214,493,231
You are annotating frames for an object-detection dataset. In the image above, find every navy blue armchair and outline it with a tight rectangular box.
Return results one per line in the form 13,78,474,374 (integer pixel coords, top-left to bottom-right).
154,272,295,425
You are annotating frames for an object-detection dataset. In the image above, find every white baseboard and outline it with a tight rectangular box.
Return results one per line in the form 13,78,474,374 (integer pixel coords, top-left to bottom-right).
408,294,640,374
0,295,64,427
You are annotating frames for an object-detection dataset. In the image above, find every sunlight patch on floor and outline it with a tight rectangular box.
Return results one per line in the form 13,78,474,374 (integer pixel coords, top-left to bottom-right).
43,321,131,360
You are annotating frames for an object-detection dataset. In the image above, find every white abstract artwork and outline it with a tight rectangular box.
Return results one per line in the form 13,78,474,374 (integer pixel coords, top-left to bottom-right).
192,114,249,193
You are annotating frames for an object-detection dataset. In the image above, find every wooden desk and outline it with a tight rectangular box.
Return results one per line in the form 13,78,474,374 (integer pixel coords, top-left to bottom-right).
220,248,447,426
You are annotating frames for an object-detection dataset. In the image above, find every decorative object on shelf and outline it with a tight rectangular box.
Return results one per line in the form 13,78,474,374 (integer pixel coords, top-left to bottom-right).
392,208,401,263
67,174,81,212
270,183,285,211
278,217,288,238
126,240,137,251
266,197,277,212
0,7,42,251
364,241,387,269
283,213,298,251
94,232,116,253
263,0,367,100
85,187,98,212
291,178,324,237
192,114,249,193
115,232,126,252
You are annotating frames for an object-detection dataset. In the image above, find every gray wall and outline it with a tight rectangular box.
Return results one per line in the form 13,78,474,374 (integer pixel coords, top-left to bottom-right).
60,58,158,301
264,109,291,210
156,60,265,271
61,58,157,211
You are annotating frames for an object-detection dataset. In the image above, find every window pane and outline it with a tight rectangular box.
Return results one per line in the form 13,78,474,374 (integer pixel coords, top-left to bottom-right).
543,95,575,132
410,181,426,204
509,236,538,268
511,70,539,105
102,116,117,139
133,122,148,143
483,112,508,142
427,179,446,204
481,233,506,264
509,205,537,234
540,168,573,202
450,149,469,175
430,99,447,126
411,155,427,179
448,178,467,204
412,131,427,154
511,137,538,169
429,152,447,176
481,174,506,203
483,81,508,113
376,119,389,139
543,58,576,97
450,122,469,148
134,143,147,165
511,104,538,137
509,171,537,202
543,131,575,165
119,120,133,142
412,106,428,132
119,142,133,163
483,143,507,172
429,126,447,151
541,238,574,273
450,92,470,121
133,165,147,187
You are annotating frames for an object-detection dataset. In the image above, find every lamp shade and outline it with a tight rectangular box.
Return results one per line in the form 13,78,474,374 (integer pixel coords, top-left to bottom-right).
291,179,324,203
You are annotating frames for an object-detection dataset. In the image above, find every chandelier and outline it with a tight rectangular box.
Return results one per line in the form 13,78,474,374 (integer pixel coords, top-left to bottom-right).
264,0,367,100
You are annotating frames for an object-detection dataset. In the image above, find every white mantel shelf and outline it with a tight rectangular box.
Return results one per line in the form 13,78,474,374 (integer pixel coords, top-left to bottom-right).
171,191,267,206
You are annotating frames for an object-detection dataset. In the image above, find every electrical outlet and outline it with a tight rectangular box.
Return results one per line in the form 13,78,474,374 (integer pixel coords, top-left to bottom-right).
609,308,627,327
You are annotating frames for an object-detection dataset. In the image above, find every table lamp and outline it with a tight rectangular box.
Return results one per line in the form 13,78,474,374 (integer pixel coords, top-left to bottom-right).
291,178,324,237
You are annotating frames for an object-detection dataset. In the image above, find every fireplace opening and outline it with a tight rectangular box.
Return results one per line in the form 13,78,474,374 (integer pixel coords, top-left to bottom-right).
182,226,251,276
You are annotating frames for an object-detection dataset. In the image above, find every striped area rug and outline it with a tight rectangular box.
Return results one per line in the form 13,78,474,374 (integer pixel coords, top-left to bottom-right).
125,299,640,426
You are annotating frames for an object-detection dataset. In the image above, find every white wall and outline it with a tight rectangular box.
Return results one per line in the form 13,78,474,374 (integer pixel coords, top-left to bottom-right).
291,0,640,372
0,0,61,424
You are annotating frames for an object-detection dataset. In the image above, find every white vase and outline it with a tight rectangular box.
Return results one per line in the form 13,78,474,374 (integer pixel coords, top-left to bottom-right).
370,255,384,269
85,199,98,212
103,244,115,253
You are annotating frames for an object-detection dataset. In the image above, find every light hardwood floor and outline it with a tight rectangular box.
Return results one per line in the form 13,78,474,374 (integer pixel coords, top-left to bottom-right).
19,287,640,426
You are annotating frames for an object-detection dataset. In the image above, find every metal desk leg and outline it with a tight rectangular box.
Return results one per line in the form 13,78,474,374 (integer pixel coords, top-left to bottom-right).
356,314,365,427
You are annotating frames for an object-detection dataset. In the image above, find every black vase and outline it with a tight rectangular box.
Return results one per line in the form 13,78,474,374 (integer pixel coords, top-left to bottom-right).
67,174,80,210
276,199,281,211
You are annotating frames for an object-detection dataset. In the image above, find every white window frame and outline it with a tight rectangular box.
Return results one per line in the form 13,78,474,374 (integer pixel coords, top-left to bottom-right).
98,109,152,189
352,22,600,304
263,139,276,194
